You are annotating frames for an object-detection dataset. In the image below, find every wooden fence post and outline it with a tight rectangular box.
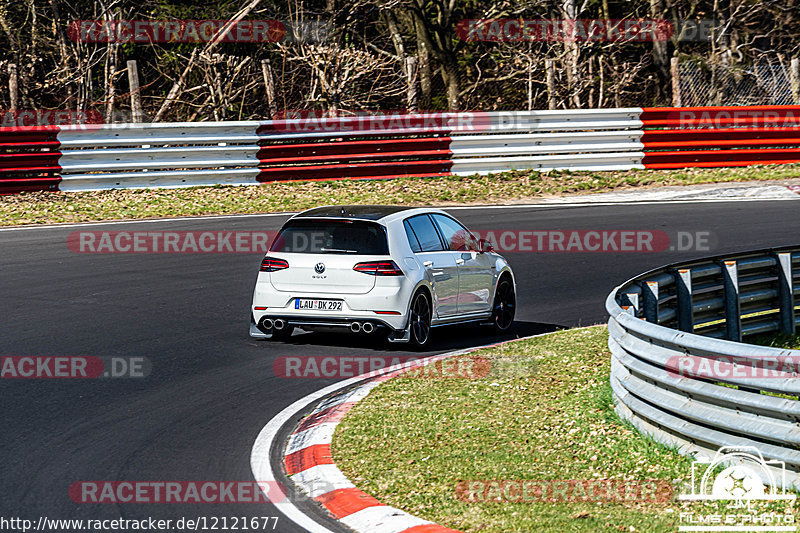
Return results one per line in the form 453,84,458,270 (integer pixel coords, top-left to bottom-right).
127,60,144,123
671,57,681,107
8,63,18,112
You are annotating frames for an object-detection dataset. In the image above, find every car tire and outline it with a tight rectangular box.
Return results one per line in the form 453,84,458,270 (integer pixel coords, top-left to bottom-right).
489,276,515,334
408,290,432,350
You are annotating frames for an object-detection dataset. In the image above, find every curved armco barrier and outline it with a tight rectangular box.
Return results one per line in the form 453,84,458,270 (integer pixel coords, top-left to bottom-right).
3,105,800,193
607,247,800,488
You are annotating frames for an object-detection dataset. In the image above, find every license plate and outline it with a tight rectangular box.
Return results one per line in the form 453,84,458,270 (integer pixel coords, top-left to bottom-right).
295,298,343,311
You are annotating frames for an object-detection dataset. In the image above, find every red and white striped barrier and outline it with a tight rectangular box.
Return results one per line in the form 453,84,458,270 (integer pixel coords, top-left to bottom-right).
640,106,800,168
283,363,462,533
3,106,799,194
251,334,549,532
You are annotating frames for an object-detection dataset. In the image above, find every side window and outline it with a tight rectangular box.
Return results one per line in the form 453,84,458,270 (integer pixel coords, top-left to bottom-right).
405,215,444,252
431,214,475,251
403,220,422,253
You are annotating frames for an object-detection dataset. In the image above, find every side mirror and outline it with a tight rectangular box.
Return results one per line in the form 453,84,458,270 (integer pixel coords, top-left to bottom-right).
478,238,494,254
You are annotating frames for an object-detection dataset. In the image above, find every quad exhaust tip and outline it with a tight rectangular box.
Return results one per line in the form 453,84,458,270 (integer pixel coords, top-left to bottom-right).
350,321,374,334
263,317,373,333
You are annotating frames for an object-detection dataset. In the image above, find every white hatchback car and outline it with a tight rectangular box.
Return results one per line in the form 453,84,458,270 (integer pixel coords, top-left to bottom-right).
249,205,516,348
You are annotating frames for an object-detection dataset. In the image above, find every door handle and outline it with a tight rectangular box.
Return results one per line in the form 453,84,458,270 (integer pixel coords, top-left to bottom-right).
455,258,465,265
423,260,434,267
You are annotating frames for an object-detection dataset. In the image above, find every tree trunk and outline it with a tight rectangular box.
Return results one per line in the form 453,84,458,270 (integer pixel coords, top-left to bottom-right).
527,43,533,111
546,59,556,110
650,0,670,102
598,56,605,107
105,61,117,122
406,56,418,112
49,0,74,110
24,0,38,108
409,4,459,110
384,8,417,111
261,59,277,118
384,9,407,76
102,5,120,123
561,0,581,108
442,61,460,110
414,16,431,110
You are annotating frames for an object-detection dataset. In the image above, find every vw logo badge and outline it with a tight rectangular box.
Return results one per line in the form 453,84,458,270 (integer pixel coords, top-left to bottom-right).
314,262,326,274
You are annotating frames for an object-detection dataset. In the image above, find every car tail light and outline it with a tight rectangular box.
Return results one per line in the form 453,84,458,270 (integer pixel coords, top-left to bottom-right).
353,260,404,276
260,256,289,272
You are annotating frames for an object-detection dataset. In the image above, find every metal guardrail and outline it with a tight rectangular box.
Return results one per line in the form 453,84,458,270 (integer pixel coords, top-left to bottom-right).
640,106,800,169
0,109,646,193
607,247,800,488
5,105,800,193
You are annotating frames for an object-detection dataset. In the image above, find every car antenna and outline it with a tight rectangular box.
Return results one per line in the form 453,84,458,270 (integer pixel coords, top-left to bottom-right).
340,207,347,216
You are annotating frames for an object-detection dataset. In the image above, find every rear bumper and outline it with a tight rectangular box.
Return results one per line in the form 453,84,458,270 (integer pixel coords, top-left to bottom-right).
249,314,271,339
255,313,399,331
251,282,411,333
252,309,406,333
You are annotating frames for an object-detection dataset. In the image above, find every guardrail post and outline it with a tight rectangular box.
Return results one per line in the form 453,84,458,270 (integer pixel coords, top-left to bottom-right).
721,260,742,342
620,292,639,317
643,281,659,323
777,252,796,335
676,268,694,333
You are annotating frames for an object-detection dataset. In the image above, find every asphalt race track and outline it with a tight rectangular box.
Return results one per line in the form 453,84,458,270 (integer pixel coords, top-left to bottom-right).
2,200,800,532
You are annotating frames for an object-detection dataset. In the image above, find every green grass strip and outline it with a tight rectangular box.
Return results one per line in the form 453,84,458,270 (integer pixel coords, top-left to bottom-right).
3,165,800,226
332,326,799,532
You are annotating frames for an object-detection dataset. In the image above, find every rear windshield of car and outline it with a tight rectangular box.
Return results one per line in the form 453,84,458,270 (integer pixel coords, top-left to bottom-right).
270,219,389,255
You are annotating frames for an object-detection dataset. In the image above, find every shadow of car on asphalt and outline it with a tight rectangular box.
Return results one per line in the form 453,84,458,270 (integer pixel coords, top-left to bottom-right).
263,320,565,354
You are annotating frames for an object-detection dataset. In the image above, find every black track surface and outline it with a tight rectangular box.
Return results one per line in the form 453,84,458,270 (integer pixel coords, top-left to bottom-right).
1,200,799,532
